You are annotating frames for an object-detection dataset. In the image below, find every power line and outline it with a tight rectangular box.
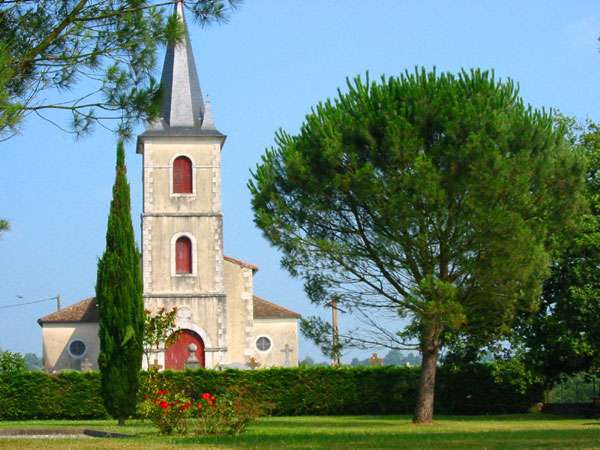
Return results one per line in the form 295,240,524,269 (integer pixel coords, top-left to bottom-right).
0,296,58,310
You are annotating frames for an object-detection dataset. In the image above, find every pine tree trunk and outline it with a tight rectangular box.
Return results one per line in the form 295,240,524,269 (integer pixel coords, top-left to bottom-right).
413,332,440,424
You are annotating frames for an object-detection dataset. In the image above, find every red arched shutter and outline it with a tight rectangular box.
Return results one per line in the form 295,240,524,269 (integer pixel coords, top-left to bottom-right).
176,236,192,274
173,156,192,193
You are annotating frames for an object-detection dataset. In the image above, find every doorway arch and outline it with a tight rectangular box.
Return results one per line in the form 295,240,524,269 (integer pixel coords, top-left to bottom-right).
165,329,205,370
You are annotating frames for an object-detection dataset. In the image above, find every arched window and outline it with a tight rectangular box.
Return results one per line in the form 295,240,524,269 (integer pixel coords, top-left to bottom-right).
173,156,192,194
175,236,192,274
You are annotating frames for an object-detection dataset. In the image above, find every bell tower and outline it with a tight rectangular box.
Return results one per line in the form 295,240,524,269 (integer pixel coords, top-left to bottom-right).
136,0,226,368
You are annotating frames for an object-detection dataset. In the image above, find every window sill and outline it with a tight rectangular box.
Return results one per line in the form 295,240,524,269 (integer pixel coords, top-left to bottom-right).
171,193,196,198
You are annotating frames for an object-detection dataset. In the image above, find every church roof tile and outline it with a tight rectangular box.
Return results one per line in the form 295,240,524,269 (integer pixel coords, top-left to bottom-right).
224,255,259,272
37,297,98,325
253,295,301,319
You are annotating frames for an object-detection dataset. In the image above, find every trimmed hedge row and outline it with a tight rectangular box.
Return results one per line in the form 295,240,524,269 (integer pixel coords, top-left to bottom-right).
0,371,108,420
0,365,543,420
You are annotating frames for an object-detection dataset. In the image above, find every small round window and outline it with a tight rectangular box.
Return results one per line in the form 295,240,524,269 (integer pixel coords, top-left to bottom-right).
256,336,272,352
68,340,87,359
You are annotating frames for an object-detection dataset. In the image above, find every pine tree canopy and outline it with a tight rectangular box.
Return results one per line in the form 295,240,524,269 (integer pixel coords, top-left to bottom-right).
0,0,240,140
96,140,143,423
249,68,587,422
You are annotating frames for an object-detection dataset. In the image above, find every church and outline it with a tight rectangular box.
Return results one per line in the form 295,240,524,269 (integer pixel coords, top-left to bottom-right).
37,1,300,372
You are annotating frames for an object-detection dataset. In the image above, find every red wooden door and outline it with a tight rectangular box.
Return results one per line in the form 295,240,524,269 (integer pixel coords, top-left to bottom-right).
175,236,192,273
165,330,205,370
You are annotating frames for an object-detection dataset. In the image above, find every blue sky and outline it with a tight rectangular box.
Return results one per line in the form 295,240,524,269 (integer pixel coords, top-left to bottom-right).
0,1,599,361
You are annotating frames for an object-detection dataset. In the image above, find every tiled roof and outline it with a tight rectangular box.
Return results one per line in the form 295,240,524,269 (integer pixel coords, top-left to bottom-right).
37,297,99,325
224,255,259,272
253,295,301,319
37,289,300,326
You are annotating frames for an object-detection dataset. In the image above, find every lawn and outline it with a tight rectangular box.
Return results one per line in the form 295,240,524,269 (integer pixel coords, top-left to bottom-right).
0,414,598,449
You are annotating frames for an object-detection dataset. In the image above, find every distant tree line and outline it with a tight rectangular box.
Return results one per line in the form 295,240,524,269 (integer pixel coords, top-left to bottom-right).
300,350,420,368
0,349,42,374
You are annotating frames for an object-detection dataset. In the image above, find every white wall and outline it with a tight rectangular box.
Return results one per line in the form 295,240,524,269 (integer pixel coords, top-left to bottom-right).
41,323,100,372
252,319,299,367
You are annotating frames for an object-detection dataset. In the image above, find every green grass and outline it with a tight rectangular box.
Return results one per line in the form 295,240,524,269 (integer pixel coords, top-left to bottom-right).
0,414,599,449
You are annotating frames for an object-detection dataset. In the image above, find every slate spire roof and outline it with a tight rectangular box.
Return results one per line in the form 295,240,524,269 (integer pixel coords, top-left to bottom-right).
160,0,204,128
138,0,224,147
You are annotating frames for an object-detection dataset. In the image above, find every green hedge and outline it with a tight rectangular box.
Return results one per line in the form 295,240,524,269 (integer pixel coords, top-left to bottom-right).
0,365,543,420
0,371,108,420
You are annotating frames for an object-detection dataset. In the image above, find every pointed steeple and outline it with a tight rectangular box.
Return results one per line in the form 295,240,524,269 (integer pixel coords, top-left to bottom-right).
137,0,225,153
159,0,204,128
139,0,224,147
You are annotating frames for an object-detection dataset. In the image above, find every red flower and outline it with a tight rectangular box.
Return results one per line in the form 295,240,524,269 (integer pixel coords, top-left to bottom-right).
143,394,149,399
156,389,169,396
180,401,192,412
201,392,216,405
197,402,203,410
159,400,169,409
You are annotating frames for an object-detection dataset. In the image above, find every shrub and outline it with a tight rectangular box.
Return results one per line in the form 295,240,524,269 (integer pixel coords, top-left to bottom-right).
139,387,266,435
139,388,192,435
191,387,272,435
0,364,543,420
0,371,107,420
0,351,27,376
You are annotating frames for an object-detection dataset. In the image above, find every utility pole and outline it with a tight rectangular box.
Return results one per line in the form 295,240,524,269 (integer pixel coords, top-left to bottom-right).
56,293,61,311
331,296,341,367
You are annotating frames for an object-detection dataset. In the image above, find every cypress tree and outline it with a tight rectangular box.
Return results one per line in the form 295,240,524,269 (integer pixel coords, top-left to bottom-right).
96,141,143,425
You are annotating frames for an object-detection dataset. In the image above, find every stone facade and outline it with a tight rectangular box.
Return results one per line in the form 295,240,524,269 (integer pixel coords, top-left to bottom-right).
37,1,300,372
139,136,228,369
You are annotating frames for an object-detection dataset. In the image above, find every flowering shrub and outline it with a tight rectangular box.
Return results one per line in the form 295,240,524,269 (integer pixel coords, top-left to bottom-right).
205,388,274,434
192,388,268,435
139,389,193,435
140,386,268,436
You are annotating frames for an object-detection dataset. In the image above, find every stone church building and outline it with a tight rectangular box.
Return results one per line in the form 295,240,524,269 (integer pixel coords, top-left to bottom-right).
38,1,300,372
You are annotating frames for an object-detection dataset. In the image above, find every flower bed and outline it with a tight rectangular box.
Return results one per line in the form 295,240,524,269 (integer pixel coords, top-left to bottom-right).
139,387,267,435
